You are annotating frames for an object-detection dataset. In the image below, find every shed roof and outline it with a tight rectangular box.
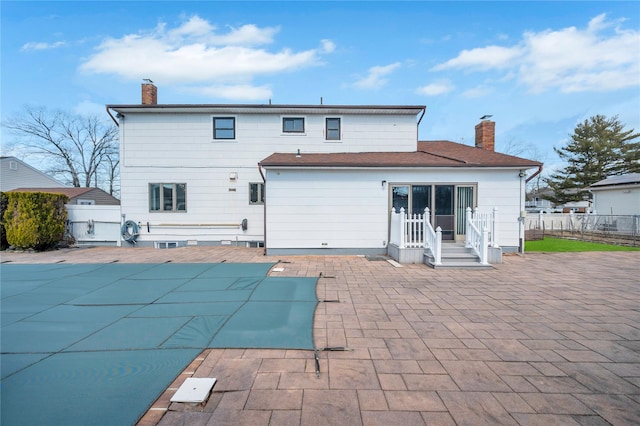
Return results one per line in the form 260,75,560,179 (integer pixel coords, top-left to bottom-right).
259,140,542,169
590,173,640,188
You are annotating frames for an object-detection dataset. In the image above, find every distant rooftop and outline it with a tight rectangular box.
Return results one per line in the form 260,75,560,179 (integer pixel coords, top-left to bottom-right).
590,173,640,188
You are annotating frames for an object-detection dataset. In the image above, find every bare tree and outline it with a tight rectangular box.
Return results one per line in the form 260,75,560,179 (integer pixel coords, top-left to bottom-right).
3,107,119,194
499,137,548,194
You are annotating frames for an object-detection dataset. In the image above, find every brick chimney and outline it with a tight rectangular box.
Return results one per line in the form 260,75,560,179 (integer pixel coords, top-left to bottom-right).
141,82,157,105
475,119,495,151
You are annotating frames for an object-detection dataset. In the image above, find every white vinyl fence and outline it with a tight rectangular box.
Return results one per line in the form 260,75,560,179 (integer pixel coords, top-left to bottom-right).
66,205,121,246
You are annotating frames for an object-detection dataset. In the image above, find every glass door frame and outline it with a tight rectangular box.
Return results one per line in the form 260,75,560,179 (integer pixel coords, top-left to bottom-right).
389,183,477,242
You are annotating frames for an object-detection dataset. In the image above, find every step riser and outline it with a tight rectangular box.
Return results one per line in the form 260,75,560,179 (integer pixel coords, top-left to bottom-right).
424,245,492,269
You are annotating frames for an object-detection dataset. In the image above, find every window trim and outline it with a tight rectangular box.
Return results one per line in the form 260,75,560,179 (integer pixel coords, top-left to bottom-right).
282,116,305,134
149,183,187,213
249,182,265,205
213,116,236,141
325,117,342,141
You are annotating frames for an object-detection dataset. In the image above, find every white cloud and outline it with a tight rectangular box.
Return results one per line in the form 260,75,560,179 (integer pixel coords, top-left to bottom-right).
461,85,493,98
21,41,66,51
353,62,401,89
431,14,640,93
78,16,333,97
321,39,336,54
416,79,455,96
432,45,523,71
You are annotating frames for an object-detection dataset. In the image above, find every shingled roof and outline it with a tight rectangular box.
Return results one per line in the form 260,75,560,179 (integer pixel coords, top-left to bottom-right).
8,187,120,205
259,140,542,169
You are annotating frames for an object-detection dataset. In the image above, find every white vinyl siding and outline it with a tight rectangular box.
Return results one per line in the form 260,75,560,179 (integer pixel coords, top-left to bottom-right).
264,168,523,251
0,157,67,191
117,108,420,244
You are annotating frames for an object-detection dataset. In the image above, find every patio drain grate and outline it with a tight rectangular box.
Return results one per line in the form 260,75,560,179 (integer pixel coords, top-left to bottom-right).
365,255,389,261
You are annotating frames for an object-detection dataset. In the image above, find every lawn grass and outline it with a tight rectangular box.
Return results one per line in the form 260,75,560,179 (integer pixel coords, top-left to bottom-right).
525,237,640,252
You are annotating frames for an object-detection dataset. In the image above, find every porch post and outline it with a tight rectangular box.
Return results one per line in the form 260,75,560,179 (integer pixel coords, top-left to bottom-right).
481,227,489,265
492,207,499,247
424,207,430,248
465,207,472,248
434,226,442,266
400,207,406,249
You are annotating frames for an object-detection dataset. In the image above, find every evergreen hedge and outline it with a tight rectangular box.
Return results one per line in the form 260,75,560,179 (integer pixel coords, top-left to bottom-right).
3,192,68,250
0,192,8,250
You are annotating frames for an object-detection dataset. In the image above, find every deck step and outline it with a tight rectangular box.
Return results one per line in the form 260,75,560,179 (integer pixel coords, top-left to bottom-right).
424,244,492,269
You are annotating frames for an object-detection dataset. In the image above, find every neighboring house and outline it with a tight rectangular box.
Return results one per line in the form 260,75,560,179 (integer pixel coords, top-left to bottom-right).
8,187,120,205
107,83,541,255
589,173,640,215
526,187,556,212
0,156,66,192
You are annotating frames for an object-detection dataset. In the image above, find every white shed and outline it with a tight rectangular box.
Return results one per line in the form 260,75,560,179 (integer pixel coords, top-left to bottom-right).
590,174,640,215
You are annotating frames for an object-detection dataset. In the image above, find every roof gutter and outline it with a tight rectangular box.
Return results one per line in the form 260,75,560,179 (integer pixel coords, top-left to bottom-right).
258,163,267,255
106,106,119,127
526,164,543,183
417,106,426,126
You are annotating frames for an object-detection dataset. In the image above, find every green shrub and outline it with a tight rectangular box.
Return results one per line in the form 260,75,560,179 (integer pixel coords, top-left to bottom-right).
0,192,8,250
3,192,69,250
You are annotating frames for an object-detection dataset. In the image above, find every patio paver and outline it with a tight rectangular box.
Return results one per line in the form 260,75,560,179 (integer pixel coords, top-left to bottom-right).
1,247,638,425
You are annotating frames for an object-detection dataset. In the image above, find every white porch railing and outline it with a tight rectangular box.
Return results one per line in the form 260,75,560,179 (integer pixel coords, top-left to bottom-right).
390,207,441,265
465,207,489,265
423,208,442,266
466,207,498,247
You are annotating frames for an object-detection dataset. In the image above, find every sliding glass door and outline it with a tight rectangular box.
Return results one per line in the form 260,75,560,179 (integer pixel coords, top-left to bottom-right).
390,184,475,241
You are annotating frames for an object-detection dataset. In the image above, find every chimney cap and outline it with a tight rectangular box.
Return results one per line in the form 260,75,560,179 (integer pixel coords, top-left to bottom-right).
480,114,493,120
143,78,154,84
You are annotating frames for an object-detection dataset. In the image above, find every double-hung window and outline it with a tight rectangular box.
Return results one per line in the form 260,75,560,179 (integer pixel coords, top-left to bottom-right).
326,117,341,141
213,117,235,140
249,183,265,205
149,183,186,212
283,117,305,133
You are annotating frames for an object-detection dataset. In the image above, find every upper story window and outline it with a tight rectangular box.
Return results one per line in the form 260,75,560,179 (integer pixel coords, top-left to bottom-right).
213,117,235,140
283,117,305,133
149,183,187,212
326,117,341,141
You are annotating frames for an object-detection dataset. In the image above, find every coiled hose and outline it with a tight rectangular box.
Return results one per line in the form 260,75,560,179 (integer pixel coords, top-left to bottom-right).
121,220,139,244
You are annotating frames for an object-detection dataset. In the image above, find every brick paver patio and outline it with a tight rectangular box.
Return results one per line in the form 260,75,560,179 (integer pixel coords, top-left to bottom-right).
2,247,639,425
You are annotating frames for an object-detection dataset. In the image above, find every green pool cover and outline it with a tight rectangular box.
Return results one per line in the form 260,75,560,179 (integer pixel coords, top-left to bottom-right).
0,262,318,425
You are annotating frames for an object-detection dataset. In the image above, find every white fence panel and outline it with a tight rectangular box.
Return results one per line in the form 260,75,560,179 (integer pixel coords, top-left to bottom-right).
66,205,121,246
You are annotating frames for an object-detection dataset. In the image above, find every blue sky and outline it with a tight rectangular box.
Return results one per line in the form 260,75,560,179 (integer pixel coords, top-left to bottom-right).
2,1,639,175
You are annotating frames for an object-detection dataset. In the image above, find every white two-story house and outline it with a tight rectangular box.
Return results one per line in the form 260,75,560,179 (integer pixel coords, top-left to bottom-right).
107,83,541,260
